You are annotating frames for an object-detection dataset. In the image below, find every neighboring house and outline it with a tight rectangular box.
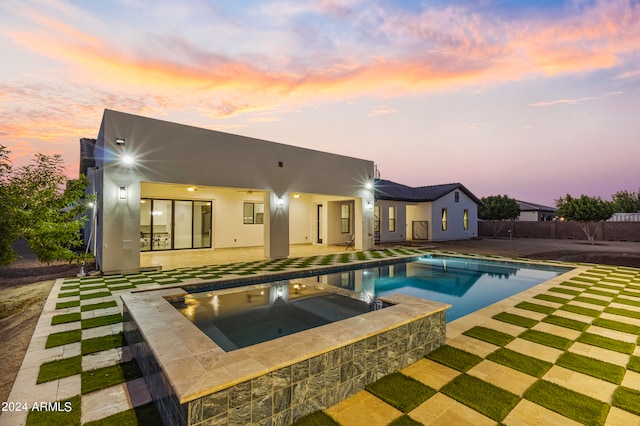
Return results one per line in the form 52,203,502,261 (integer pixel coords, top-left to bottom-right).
374,180,481,243
516,200,557,221
609,213,640,222
84,110,376,275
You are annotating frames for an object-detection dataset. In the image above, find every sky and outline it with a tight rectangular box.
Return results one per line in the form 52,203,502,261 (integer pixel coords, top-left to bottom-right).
1,0,639,207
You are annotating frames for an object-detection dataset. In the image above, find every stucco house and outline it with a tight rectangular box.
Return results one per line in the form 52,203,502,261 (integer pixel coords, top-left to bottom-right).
516,200,557,221
374,180,481,243
84,110,480,274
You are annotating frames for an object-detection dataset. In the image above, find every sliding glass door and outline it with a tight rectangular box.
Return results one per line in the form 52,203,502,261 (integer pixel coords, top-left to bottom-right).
140,199,212,251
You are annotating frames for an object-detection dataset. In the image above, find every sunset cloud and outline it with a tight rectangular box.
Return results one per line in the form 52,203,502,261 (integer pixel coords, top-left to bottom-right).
1,0,639,202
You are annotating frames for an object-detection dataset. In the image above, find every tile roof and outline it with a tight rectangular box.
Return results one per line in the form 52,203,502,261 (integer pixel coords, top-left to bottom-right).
516,200,556,212
374,179,482,205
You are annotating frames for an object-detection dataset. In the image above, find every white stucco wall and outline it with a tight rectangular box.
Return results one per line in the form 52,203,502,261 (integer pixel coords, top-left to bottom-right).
376,200,407,243
517,211,540,221
430,191,478,241
93,110,375,274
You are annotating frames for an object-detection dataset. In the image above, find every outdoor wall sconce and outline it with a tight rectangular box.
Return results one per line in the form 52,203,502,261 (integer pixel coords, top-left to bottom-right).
367,201,373,210
365,181,373,190
277,196,285,207
119,186,127,200
115,138,125,146
122,155,134,165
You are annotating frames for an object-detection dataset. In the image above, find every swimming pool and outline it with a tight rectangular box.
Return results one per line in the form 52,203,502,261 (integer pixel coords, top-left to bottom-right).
315,256,570,321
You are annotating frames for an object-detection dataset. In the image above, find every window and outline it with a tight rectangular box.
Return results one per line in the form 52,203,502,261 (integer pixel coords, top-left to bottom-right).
464,209,469,230
243,202,264,224
341,203,351,233
442,208,448,231
374,205,381,233
389,206,396,232
455,191,460,202
140,199,212,251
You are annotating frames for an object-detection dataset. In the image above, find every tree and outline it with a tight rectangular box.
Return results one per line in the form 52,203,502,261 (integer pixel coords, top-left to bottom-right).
555,194,614,245
478,195,520,238
612,189,640,213
0,146,90,266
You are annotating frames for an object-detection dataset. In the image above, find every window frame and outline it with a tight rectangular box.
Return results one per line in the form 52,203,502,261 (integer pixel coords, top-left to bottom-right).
243,202,264,224
389,206,396,232
341,203,351,234
441,208,448,231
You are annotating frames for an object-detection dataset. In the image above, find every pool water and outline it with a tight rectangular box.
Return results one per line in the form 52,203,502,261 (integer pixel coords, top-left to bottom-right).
317,256,570,321
173,282,384,351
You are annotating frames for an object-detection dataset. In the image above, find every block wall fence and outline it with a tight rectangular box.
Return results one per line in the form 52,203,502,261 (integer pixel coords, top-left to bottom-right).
478,221,640,242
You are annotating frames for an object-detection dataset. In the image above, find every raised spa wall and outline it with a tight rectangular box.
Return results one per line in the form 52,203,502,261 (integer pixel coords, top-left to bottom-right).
122,286,449,426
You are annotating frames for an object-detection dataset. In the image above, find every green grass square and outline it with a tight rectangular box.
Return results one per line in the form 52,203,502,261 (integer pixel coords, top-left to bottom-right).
486,348,552,378
573,296,609,306
594,283,623,291
612,386,640,416
26,394,80,426
561,281,590,289
55,300,80,310
58,291,80,299
37,356,82,384
541,315,589,331
524,380,609,426
518,329,573,350
515,302,555,315
426,345,483,372
614,297,640,308
81,332,124,355
556,352,625,384
533,294,569,304
51,312,81,325
440,374,520,422
584,288,617,297
293,411,341,426
628,356,640,373
571,276,598,284
81,360,142,394
576,332,635,354
80,301,118,312
549,287,580,296
365,372,436,413
79,291,112,300
592,318,640,335
603,306,640,319
81,313,123,330
45,330,82,349
463,326,515,347
492,312,538,328
388,415,423,426
559,304,601,317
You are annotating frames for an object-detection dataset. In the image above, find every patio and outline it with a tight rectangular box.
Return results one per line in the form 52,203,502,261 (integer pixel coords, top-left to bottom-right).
3,246,640,425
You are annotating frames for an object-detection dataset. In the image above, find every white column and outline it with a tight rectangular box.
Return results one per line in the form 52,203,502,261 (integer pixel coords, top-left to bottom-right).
264,191,290,259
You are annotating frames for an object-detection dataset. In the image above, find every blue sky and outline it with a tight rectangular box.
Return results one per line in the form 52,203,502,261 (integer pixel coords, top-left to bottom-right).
1,0,639,205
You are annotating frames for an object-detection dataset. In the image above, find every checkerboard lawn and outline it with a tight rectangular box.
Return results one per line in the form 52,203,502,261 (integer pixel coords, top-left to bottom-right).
311,264,640,426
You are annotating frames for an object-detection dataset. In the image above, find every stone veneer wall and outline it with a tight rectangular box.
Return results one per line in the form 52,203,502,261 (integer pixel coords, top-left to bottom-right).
124,307,446,426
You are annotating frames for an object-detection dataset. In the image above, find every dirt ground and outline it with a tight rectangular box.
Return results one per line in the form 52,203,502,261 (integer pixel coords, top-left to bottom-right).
0,237,639,404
